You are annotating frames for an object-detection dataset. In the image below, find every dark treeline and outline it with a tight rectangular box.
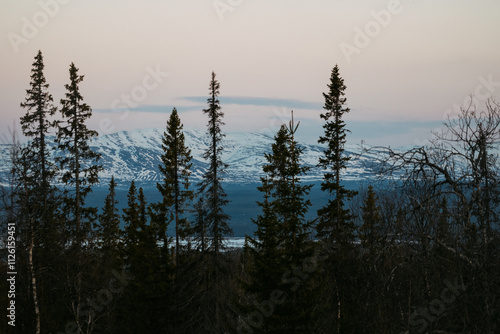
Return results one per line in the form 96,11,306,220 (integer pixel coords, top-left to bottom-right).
1,51,499,333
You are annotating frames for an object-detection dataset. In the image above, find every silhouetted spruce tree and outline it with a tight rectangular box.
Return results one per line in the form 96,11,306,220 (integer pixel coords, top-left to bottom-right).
197,71,232,252
193,196,208,253
359,185,383,254
120,181,141,333
173,195,208,333
95,176,123,332
314,65,358,334
20,50,57,192
269,118,315,332
138,187,148,228
189,71,234,333
153,108,193,331
120,182,169,333
56,62,102,333
435,196,451,246
355,186,385,331
243,115,316,333
123,180,140,247
56,62,101,247
317,64,357,245
17,50,59,334
275,115,313,262
97,176,121,262
156,107,193,259
241,176,283,333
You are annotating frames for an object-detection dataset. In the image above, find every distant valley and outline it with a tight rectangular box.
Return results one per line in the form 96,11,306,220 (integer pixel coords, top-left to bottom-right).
0,127,392,236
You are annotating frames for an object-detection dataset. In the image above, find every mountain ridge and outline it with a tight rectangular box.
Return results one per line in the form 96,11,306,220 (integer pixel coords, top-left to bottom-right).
0,127,387,186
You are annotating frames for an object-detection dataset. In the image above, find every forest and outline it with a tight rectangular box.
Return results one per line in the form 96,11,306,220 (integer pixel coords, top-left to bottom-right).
1,50,499,334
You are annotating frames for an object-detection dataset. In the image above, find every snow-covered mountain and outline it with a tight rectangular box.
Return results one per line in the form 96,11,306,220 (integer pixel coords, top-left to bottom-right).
0,127,385,185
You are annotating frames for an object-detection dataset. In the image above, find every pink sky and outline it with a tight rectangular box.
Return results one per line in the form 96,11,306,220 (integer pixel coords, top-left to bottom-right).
1,0,499,146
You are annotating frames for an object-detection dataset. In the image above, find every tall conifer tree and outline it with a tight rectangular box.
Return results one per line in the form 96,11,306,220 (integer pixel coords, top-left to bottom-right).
95,176,122,332
120,182,171,333
242,176,282,333
56,62,102,247
18,50,59,334
56,62,102,333
317,64,357,245
20,50,57,190
97,176,121,264
123,180,141,248
197,71,232,253
190,71,233,333
157,107,193,259
244,114,316,332
359,185,383,254
315,65,358,333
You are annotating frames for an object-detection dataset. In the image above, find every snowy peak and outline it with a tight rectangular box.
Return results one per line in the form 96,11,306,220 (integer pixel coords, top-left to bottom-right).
0,127,384,185
89,127,381,183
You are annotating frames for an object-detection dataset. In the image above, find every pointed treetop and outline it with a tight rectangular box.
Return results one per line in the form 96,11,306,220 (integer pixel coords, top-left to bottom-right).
323,64,349,115
20,50,57,137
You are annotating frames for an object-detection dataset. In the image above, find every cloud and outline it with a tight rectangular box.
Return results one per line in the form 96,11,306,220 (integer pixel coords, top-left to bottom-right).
93,96,322,116
346,120,445,146
181,96,322,110
93,105,192,114
349,120,442,137
91,99,445,146
294,118,445,146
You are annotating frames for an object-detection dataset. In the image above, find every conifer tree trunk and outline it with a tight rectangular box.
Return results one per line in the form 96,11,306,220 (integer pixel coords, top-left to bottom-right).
157,107,193,261
74,113,81,249
243,113,315,332
317,64,357,245
174,161,180,258
19,50,58,334
29,219,41,334
190,71,232,333
56,62,101,334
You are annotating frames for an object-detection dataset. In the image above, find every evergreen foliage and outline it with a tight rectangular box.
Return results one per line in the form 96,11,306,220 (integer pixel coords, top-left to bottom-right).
54,61,103,333
17,50,61,334
18,50,60,252
243,114,316,333
314,65,359,333
359,185,383,254
186,71,234,333
4,54,500,334
157,107,193,259
197,71,232,252
123,180,141,247
317,65,358,245
19,50,57,189
92,176,123,333
56,62,102,247
97,176,121,263
120,181,173,333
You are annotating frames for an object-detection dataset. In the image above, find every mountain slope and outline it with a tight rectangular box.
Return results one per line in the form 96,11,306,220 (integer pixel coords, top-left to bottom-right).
0,127,384,185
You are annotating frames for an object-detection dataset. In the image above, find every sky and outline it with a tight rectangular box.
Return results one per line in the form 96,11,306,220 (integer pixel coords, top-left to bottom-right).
1,0,500,147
